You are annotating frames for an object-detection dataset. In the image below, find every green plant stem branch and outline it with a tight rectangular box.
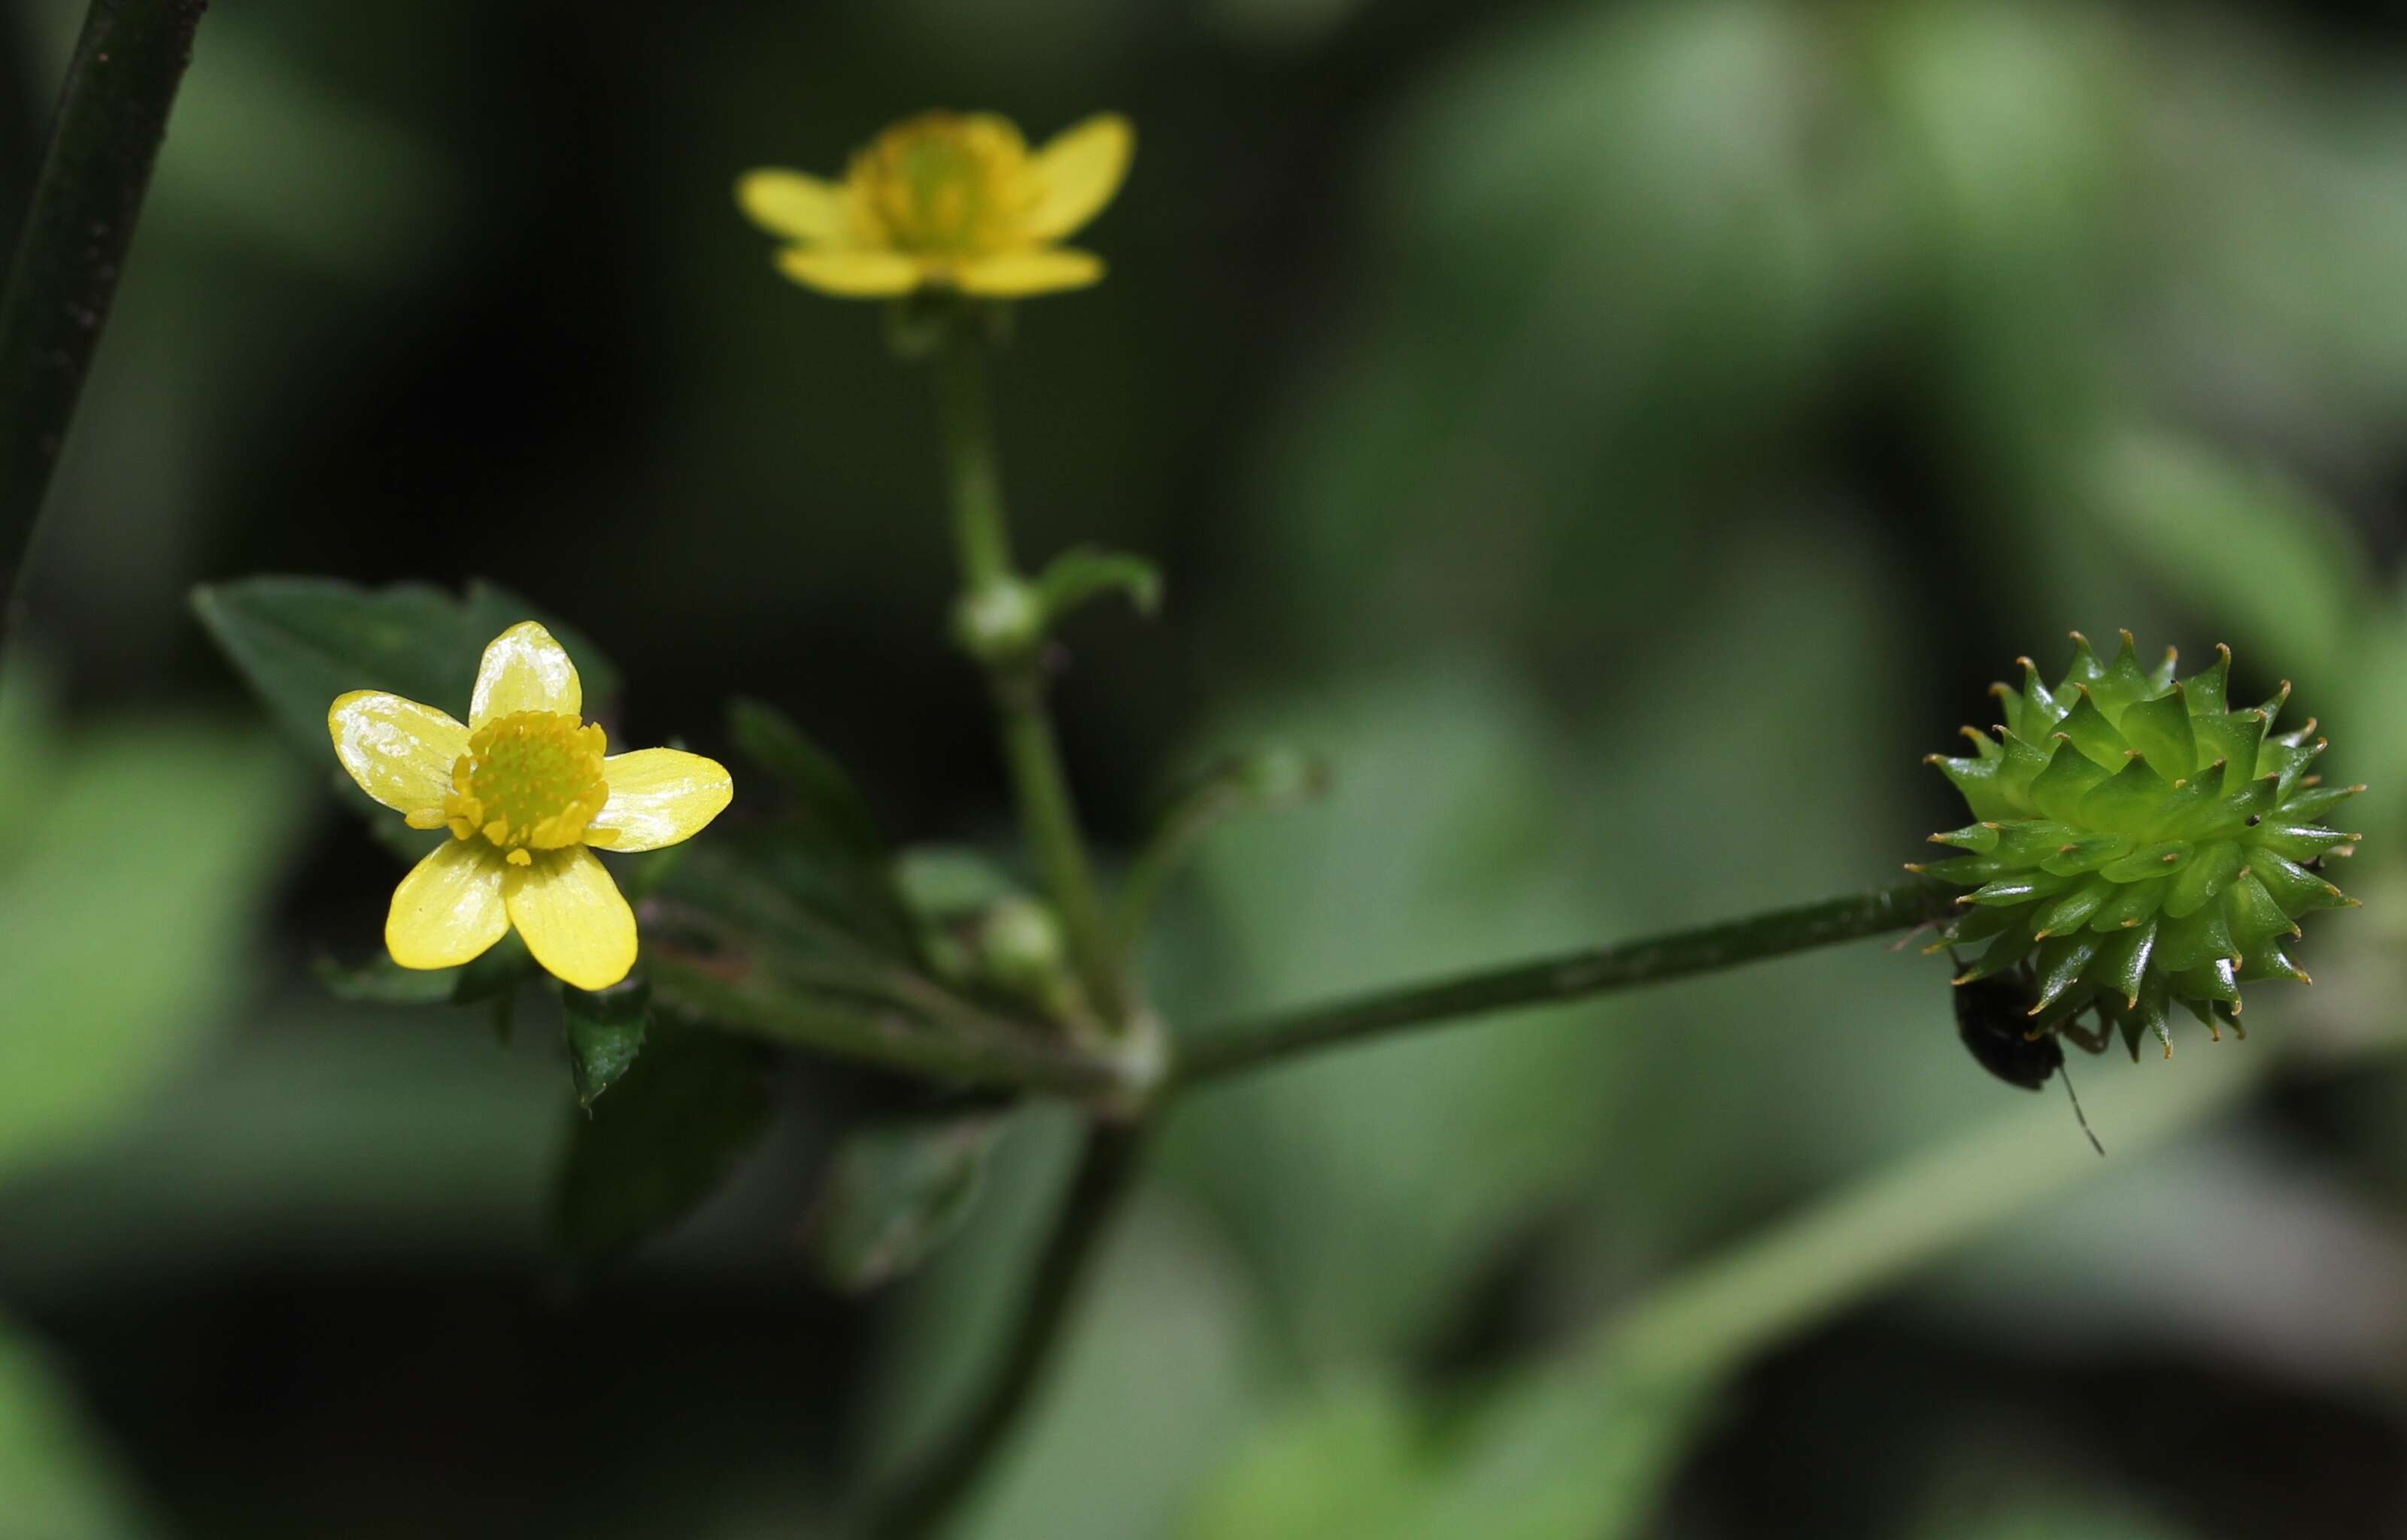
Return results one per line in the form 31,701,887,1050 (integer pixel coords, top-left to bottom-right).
0,0,206,656
874,1121,1148,1540
929,323,1125,1025
1112,783,1238,953
1173,879,1962,1088
645,950,1128,1100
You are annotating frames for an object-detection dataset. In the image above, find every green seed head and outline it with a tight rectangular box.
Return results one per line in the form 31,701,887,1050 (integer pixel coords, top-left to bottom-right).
1918,631,2362,1058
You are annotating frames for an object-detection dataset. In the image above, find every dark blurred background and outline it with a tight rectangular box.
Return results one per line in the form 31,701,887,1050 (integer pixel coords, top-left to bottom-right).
9,0,2407,1535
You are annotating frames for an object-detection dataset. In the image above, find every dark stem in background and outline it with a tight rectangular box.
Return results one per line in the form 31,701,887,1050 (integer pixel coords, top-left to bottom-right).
0,0,206,658
1173,879,1962,1087
874,1123,1147,1540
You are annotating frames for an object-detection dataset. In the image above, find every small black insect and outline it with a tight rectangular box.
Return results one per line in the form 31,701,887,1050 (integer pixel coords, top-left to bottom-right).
1950,958,2104,1154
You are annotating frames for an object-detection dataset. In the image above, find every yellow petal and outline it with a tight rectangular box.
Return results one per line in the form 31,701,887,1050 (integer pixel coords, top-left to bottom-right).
955,247,1104,297
736,168,854,242
386,839,508,970
505,845,636,991
329,690,469,813
469,620,581,728
1022,114,1132,240
590,748,734,853
773,245,925,298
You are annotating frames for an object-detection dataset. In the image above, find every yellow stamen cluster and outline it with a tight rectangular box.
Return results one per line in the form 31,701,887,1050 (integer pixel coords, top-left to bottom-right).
850,112,1029,258
405,711,612,865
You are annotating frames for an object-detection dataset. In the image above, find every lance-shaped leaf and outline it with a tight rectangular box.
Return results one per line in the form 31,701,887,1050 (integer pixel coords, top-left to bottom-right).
551,1024,772,1263
808,1111,1013,1293
192,577,619,769
727,696,886,862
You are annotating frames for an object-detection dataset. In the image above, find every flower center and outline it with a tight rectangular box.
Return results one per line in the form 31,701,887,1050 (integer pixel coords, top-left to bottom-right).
851,113,1029,256
420,711,610,865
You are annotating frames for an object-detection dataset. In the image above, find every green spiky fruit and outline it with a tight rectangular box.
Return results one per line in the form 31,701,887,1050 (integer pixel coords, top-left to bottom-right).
1918,631,2361,1060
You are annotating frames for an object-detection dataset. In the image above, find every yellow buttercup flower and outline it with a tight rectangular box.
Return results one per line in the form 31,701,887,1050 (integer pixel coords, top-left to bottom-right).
736,111,1134,299
327,621,733,992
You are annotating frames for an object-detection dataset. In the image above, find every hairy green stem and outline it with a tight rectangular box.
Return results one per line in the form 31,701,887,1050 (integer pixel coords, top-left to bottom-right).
1174,880,1961,1087
645,951,1128,1100
0,0,206,654
929,323,1125,1026
874,1123,1148,1539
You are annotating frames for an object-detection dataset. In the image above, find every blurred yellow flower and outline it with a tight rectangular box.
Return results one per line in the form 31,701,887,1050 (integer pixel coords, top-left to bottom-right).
736,111,1134,299
327,621,732,992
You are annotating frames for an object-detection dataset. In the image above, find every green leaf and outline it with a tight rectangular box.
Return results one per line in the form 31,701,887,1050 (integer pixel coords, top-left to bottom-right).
809,1111,1010,1293
312,951,457,1005
563,978,650,1110
190,576,622,768
550,1024,772,1263
727,696,885,861
1034,544,1163,626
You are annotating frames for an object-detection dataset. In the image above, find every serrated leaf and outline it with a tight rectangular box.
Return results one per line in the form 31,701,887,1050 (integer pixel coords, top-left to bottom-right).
727,696,885,862
809,1111,1009,1293
550,1024,772,1263
191,576,621,771
563,978,651,1109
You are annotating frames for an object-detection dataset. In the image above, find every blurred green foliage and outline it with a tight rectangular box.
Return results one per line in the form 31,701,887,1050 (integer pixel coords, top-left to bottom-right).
8,0,2407,1535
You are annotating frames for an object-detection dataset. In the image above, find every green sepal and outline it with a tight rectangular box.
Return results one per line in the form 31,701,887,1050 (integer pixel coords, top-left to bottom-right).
2096,918,2158,1007
1961,919,2038,981
1996,730,2052,804
2087,876,2168,932
2099,840,2192,884
2031,932,2102,1012
2265,738,2327,800
2157,903,2237,976
1929,823,2001,854
2178,956,2242,1008
2278,783,2363,823
2029,740,2112,822
2249,823,2358,862
2032,878,2114,937
2163,839,2244,919
2193,711,2265,790
1938,902,2019,949
2054,691,2126,769
2182,645,2230,714
2238,938,2310,984
1965,870,2078,907
1913,855,2006,884
2013,659,2062,738
1930,753,2019,823
2220,873,2290,947
2088,631,2154,717
2118,686,2197,778
2077,755,2174,837
2247,850,2348,915
2039,832,2133,877
1994,820,2079,863
2062,632,2109,690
